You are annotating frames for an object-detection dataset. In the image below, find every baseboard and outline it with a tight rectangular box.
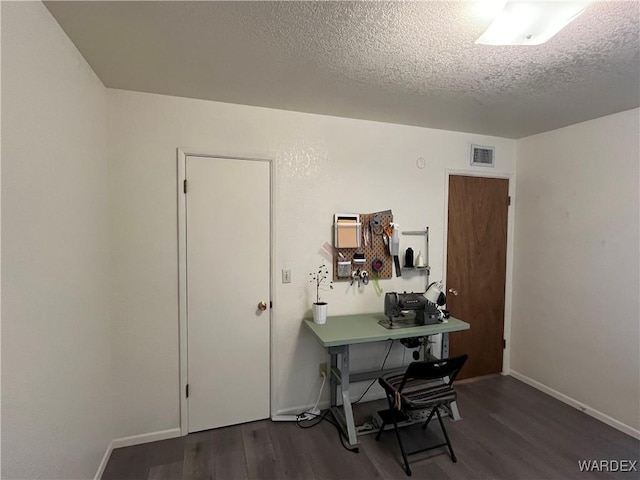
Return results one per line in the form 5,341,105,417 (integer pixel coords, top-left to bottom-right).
273,401,330,418
271,390,387,420
94,428,182,479
93,440,114,480
111,428,182,449
508,370,640,440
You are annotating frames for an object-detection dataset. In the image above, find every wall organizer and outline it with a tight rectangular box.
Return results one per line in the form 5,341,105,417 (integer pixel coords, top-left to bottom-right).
333,210,393,281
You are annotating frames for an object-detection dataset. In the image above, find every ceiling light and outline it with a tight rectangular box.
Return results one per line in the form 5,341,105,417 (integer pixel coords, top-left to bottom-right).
476,1,593,46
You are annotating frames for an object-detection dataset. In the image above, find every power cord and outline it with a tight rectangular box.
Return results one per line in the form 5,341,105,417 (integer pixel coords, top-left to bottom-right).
294,372,356,452
294,371,326,421
310,371,326,413
294,340,395,453
352,339,394,404
296,408,357,453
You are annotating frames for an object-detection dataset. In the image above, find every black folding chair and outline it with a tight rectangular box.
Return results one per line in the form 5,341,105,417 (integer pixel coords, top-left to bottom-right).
375,354,468,476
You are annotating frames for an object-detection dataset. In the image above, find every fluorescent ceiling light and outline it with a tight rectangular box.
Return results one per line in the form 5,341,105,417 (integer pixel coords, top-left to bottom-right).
476,1,593,46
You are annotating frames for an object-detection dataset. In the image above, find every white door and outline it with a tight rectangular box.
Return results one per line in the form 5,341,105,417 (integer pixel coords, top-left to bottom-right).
185,155,270,432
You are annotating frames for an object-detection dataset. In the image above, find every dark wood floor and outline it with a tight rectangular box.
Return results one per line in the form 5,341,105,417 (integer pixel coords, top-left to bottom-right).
102,375,639,479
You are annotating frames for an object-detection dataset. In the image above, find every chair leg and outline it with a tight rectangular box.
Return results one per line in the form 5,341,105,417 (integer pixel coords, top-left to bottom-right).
375,419,386,441
381,392,411,475
435,407,457,463
389,407,412,476
421,406,437,430
376,394,394,441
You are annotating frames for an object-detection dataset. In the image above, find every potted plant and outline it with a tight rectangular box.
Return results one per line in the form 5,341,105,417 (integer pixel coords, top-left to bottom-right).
309,262,333,324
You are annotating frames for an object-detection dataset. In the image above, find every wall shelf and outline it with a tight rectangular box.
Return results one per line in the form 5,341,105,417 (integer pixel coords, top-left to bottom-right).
401,228,430,286
402,266,431,273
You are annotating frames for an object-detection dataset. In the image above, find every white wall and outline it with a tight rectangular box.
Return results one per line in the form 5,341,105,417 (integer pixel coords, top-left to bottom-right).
107,88,516,436
2,3,636,476
511,109,640,434
1,2,114,478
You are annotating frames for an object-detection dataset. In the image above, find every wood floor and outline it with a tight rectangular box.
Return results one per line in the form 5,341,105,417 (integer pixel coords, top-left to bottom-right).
102,375,639,480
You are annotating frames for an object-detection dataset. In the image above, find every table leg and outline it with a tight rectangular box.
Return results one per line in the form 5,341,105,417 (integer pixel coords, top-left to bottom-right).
330,351,338,407
441,332,461,421
328,345,359,450
339,346,358,447
441,332,449,358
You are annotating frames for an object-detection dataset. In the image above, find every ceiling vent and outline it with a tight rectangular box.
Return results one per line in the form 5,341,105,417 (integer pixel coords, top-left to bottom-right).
470,144,495,167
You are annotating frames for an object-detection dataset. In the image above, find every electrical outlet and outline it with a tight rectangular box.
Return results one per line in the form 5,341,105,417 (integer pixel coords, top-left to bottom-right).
319,362,328,377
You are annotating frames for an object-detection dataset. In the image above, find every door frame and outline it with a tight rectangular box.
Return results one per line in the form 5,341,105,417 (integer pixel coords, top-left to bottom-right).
443,169,515,375
177,148,275,436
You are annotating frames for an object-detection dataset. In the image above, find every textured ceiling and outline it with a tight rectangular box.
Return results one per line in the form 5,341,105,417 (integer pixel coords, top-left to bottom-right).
44,1,640,138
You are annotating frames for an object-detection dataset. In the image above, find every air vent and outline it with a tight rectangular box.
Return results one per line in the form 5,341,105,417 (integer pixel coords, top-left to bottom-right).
471,144,495,167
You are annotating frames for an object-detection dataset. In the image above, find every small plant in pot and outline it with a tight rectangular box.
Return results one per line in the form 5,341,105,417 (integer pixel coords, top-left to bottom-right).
309,262,333,324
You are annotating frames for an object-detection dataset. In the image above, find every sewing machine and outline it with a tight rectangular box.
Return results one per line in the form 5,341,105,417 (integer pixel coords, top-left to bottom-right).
379,291,442,329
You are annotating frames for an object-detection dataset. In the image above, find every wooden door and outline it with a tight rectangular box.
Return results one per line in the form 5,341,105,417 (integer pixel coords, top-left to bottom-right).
185,155,270,432
446,175,509,380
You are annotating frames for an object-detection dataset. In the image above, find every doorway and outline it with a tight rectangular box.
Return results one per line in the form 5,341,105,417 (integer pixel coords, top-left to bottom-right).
178,151,272,434
445,174,509,380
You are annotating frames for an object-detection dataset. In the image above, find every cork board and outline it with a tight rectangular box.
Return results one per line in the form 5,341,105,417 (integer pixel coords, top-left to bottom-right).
333,210,393,281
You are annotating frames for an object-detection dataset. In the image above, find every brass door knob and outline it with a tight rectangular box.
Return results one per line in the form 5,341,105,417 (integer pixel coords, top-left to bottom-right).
258,301,267,311
448,288,459,296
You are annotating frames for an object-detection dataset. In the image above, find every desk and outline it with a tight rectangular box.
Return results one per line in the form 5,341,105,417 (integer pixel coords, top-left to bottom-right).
303,313,470,449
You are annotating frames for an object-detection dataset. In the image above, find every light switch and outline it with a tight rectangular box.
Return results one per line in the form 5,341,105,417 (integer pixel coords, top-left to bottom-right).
282,269,291,284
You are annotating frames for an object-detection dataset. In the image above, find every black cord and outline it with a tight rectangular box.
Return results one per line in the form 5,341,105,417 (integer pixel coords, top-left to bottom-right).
295,409,330,429
294,339,395,453
352,339,394,405
295,409,356,452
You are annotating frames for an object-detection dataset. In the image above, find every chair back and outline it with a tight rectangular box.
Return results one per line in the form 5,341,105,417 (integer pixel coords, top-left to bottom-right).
398,354,468,392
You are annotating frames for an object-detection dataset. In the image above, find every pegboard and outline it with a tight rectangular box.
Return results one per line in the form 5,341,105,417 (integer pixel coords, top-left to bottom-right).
333,210,394,281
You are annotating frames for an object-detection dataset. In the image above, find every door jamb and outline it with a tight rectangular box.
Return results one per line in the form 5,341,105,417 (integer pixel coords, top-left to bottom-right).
443,169,515,375
177,148,275,436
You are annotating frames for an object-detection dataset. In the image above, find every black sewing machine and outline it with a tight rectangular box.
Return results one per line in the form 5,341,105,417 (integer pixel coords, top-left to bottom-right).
378,291,442,329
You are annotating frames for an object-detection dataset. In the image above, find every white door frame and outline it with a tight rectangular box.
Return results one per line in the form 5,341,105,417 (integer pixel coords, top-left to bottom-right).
442,169,515,376
177,148,275,436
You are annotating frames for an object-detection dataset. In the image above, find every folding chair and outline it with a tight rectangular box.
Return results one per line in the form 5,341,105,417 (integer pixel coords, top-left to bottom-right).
375,354,468,476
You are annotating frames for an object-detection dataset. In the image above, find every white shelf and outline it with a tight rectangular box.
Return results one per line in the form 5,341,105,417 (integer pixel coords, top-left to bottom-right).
401,228,430,284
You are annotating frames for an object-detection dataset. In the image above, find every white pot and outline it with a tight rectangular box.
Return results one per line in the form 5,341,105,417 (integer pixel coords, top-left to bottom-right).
313,302,328,324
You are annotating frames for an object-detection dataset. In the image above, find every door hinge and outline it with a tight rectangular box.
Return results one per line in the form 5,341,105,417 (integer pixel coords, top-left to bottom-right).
186,384,189,398
503,339,506,349
507,196,511,206
183,179,188,194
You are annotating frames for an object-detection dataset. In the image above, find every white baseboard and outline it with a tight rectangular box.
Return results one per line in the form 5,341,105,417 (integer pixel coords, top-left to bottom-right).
508,370,640,440
111,428,182,449
273,401,330,418
94,428,182,479
93,441,114,480
271,389,387,421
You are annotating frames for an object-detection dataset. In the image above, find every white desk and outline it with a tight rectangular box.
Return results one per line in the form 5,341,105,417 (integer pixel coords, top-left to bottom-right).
303,313,470,450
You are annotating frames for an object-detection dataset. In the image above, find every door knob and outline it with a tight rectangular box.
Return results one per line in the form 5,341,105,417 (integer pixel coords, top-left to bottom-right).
257,301,267,311
448,288,459,296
